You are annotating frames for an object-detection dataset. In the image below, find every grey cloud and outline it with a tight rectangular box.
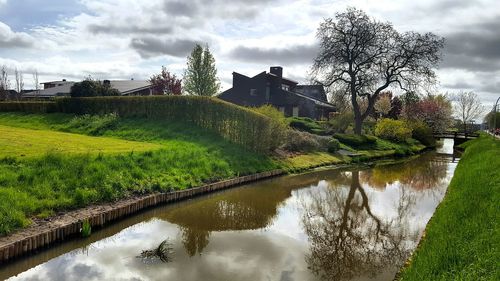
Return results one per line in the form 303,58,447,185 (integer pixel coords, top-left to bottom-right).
163,0,273,21
0,22,34,48
164,1,197,17
130,37,202,58
442,81,475,90
229,44,318,65
441,17,500,72
87,23,173,35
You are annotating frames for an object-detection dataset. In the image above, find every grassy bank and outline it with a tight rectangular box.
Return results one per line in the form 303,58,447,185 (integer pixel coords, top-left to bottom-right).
0,113,278,235
399,135,499,280
0,112,427,236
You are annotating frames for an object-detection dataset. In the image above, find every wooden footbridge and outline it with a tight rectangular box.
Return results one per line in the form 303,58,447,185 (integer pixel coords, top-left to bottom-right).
433,131,479,146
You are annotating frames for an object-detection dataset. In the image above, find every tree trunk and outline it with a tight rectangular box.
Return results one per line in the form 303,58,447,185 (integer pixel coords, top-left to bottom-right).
354,114,363,135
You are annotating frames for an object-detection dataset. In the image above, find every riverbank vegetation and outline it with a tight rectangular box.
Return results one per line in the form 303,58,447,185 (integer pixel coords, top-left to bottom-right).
399,135,499,280
0,108,431,236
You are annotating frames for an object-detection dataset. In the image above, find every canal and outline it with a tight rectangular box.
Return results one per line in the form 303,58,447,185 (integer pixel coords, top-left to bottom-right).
0,141,457,281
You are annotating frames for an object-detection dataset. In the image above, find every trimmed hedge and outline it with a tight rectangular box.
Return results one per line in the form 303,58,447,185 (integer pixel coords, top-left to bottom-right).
0,101,58,113
57,96,282,153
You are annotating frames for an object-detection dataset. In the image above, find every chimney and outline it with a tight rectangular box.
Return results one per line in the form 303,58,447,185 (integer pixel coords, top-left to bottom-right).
270,66,283,77
62,79,66,82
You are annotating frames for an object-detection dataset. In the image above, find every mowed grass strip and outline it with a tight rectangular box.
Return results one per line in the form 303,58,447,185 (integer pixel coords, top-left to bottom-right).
0,124,162,158
399,135,500,280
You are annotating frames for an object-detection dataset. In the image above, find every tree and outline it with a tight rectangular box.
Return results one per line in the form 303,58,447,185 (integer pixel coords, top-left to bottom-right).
374,92,392,118
388,96,402,119
183,44,220,96
149,66,182,95
414,94,452,132
453,91,484,133
14,68,24,100
400,91,421,120
0,65,10,101
485,112,500,130
32,70,40,98
313,8,444,134
70,78,120,97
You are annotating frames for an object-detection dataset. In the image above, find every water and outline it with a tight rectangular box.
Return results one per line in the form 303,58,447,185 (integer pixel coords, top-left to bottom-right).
0,149,457,281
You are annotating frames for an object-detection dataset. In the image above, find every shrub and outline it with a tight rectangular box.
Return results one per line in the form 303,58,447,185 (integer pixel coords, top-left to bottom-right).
328,138,341,153
252,105,288,147
70,78,120,97
328,111,354,133
410,121,436,147
288,117,328,135
374,118,412,142
57,96,283,153
282,129,330,152
333,133,377,147
66,113,119,135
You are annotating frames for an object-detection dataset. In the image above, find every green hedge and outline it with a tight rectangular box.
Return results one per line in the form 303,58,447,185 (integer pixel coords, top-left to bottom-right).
55,96,281,153
0,101,58,113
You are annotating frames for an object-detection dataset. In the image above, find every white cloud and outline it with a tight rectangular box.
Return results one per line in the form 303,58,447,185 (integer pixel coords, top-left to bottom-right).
0,0,498,108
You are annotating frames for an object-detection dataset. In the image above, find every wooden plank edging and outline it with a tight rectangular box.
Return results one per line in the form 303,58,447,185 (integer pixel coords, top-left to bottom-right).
0,169,284,264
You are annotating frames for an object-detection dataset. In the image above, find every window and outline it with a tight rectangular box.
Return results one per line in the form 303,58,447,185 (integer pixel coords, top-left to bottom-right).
250,89,257,96
281,84,289,91
265,86,270,101
278,107,285,114
292,106,299,117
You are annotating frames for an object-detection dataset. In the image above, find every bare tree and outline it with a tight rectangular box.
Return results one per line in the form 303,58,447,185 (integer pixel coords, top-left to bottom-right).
32,69,40,98
453,91,484,133
312,8,444,134
14,68,24,100
0,65,10,101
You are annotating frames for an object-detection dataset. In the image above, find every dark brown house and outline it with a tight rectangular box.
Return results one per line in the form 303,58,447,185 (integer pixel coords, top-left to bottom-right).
218,67,335,120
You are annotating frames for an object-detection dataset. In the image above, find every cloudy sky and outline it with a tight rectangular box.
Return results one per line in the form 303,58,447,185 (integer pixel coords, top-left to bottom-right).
0,0,499,109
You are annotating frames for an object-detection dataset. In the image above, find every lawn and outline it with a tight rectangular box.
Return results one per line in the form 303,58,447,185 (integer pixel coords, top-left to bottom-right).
398,135,499,280
0,112,278,235
0,125,162,158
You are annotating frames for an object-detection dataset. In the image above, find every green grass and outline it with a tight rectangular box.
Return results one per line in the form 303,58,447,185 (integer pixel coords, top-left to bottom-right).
399,135,499,280
279,152,344,172
0,125,162,158
0,112,278,235
0,112,430,236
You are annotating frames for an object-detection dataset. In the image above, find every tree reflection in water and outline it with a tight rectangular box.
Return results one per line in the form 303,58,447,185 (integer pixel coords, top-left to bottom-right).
301,154,449,281
160,173,327,256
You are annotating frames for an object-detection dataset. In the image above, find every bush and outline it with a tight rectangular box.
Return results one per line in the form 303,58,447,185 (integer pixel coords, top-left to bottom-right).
70,78,121,97
374,118,412,143
57,96,283,153
328,111,353,133
410,121,436,147
333,133,377,147
282,129,330,152
66,113,119,135
328,138,341,153
288,117,328,135
252,105,288,147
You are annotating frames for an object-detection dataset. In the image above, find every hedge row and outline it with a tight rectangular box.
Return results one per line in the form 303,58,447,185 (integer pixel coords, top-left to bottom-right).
0,101,58,113
0,97,282,153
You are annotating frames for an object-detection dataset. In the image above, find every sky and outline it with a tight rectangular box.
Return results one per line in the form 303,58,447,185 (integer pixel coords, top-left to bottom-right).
0,0,499,111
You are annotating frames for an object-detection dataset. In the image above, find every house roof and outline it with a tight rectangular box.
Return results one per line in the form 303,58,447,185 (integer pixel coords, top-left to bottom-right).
22,80,151,98
284,89,336,109
266,72,298,84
